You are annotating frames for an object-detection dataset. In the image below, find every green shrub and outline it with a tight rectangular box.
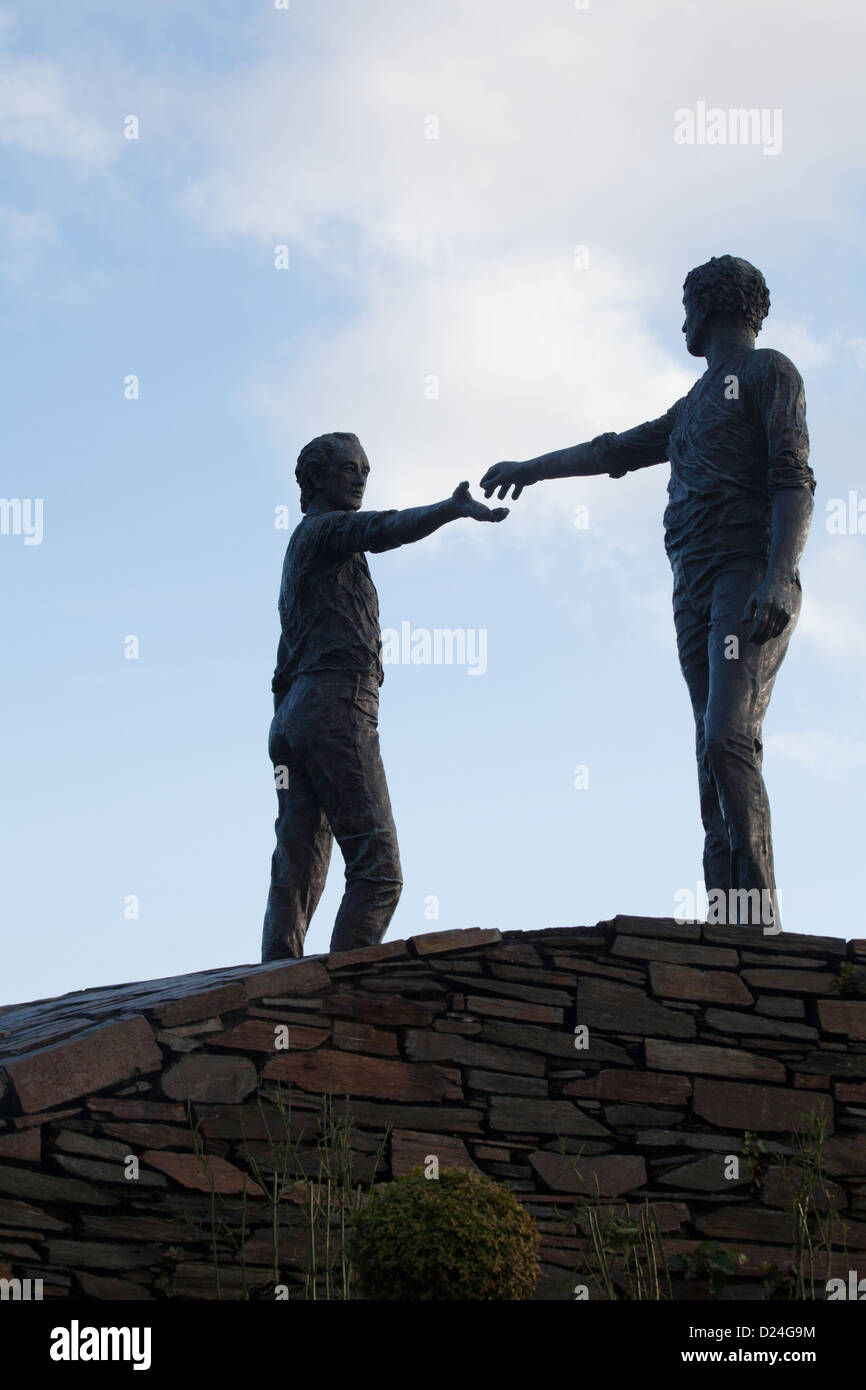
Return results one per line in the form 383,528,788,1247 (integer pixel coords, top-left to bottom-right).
347,1167,541,1300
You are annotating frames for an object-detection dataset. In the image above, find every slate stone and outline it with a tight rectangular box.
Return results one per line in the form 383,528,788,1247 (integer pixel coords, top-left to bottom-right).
563,1069,691,1105
404,1028,545,1076
0,1198,68,1231
603,1105,685,1127
3,1016,162,1114
54,1154,167,1187
153,985,246,1028
694,1207,797,1243
822,1134,866,1178
243,960,330,1000
648,963,753,1006
795,1053,866,1077
481,1019,630,1064
755,998,805,1018
47,1238,158,1271
529,1150,646,1195
54,1130,131,1160
264,1049,463,1102
215,1020,329,1053
102,1122,196,1150
140,1150,266,1196
410,928,502,956
162,1055,258,1104
761,1165,846,1211
702,927,846,957
741,952,828,968
644,1039,785,1083
0,1165,120,1206
743,969,836,995
87,1099,188,1122
606,916,702,941
464,995,563,1024
466,1069,547,1097
577,978,696,1038
656,1155,751,1190
451,970,573,1005
0,1129,40,1160
338,1101,484,1134
391,1130,479,1176
549,957,645,984
488,1097,609,1137
703,1008,818,1041
613,936,738,967
327,941,411,969
323,990,441,1028
693,1078,833,1134
818,1001,866,1039
484,943,545,968
331,1020,399,1056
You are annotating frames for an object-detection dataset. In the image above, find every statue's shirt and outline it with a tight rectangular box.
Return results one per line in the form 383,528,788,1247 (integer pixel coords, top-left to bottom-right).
271,509,406,702
591,348,814,597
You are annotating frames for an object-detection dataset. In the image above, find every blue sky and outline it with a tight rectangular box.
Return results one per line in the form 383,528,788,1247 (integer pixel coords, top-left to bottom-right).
2,0,864,1006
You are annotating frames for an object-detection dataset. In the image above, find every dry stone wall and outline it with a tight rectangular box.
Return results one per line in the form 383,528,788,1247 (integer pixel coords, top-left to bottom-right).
1,916,865,1300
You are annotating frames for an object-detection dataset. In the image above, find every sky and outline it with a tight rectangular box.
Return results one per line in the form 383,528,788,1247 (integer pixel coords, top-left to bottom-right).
2,0,864,1006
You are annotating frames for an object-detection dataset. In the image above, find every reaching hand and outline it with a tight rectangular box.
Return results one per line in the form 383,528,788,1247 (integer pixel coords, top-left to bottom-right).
743,576,795,645
451,481,509,523
479,460,534,501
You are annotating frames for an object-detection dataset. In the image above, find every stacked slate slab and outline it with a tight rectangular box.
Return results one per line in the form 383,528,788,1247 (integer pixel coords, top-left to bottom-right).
1,916,865,1300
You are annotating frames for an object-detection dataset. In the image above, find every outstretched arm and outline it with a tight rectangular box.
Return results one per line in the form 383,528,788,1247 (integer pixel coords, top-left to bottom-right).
480,443,603,500
318,483,508,557
480,404,682,501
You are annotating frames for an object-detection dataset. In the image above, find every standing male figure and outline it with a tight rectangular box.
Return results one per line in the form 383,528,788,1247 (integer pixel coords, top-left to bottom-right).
481,256,814,928
262,432,507,962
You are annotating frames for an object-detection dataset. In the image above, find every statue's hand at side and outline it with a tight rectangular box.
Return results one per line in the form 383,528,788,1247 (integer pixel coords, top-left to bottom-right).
451,480,509,523
743,575,796,645
480,460,536,501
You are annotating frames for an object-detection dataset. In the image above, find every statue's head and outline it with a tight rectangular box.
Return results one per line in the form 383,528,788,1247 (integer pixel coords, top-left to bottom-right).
682,255,770,357
296,432,369,513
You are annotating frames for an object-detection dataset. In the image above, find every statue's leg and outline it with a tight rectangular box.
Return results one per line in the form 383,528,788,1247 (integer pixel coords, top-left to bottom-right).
261,696,333,962
301,674,403,954
673,581,731,897
702,565,802,926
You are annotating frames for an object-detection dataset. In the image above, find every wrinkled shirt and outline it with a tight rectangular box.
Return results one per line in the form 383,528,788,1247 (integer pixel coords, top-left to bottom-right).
591,348,814,597
271,509,410,704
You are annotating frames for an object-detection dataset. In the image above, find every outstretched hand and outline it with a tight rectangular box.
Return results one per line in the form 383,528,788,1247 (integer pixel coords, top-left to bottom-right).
479,460,534,501
451,480,509,523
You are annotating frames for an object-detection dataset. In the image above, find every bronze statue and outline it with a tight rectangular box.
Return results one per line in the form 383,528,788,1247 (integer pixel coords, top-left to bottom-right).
481,256,814,929
262,433,508,961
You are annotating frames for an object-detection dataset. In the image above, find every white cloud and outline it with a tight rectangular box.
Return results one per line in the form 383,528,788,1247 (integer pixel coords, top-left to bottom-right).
173,0,866,538
0,55,114,167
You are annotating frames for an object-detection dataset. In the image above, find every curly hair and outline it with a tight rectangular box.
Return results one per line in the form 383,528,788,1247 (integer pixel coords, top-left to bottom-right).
683,255,770,336
295,432,362,512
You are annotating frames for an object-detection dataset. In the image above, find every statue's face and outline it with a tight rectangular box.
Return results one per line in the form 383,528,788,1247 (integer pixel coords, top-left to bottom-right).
315,440,370,511
682,288,708,357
